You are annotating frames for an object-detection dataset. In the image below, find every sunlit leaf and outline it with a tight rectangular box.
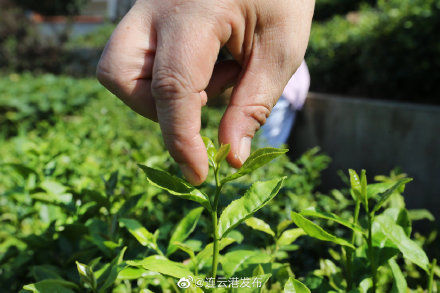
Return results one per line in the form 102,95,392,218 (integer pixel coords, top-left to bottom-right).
284,277,311,293
214,144,230,165
167,207,204,256
348,169,363,204
291,212,354,248
138,165,211,211
222,148,288,183
117,267,159,280
218,177,285,238
76,261,96,290
300,208,364,233
278,228,306,246
388,258,407,293
192,238,235,269
23,279,78,293
119,218,157,250
277,219,294,235
408,209,435,222
245,217,275,237
253,264,265,276
220,250,271,277
376,214,429,271
202,136,216,168
171,241,196,259
127,255,194,279
372,178,412,213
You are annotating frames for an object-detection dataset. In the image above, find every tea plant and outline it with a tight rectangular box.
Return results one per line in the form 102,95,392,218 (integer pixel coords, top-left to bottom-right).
292,169,437,292
1,74,438,292
114,138,311,291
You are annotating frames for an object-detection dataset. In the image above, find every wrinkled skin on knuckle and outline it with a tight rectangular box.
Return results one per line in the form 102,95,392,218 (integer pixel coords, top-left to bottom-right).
96,58,112,89
247,104,271,130
151,68,191,100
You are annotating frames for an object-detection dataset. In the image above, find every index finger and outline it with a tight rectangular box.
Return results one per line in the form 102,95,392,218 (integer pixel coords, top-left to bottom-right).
151,14,225,185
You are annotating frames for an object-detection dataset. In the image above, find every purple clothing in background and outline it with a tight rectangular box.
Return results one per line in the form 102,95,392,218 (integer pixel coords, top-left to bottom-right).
259,60,310,147
282,60,310,110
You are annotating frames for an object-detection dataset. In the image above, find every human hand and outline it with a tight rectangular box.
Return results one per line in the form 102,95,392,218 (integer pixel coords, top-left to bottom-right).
96,0,314,185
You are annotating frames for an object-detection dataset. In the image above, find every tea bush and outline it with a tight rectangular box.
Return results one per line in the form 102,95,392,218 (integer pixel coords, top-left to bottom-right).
0,0,66,74
0,74,439,292
314,0,376,21
307,0,440,103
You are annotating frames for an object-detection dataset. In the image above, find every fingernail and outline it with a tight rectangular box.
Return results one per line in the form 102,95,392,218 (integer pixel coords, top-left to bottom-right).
179,164,201,185
238,136,252,164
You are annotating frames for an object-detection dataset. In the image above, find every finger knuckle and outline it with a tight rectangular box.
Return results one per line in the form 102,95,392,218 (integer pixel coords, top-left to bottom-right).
234,103,271,130
248,104,271,128
151,68,189,100
96,58,123,91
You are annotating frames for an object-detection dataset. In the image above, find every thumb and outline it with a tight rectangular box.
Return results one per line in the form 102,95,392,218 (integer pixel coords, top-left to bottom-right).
219,35,302,168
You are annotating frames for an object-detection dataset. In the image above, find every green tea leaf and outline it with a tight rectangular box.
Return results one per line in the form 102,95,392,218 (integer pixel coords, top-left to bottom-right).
300,208,364,233
117,267,158,280
220,250,271,277
104,171,118,197
138,164,211,211
127,255,194,279
376,214,429,271
192,238,235,269
167,207,204,256
348,169,363,204
277,219,294,235
277,228,306,246
253,264,265,276
284,277,311,293
23,279,79,293
30,265,62,281
214,144,230,165
76,261,96,290
222,148,288,183
367,182,396,199
218,177,285,238
245,217,275,237
2,163,37,178
291,212,354,248
383,208,412,236
171,241,196,259
97,247,127,291
202,136,216,167
388,258,407,293
408,209,435,222
119,218,157,250
349,169,361,192
360,169,367,202
372,178,412,213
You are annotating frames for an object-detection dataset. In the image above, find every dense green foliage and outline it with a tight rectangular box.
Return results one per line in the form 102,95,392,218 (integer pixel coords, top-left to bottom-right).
2,0,439,101
0,74,439,292
307,0,440,102
0,0,65,74
67,24,116,49
0,74,103,137
314,0,376,21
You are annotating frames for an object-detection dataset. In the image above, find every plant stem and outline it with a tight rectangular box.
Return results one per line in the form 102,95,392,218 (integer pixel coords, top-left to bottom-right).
428,258,437,293
367,211,376,292
346,199,361,290
211,210,219,279
211,168,222,280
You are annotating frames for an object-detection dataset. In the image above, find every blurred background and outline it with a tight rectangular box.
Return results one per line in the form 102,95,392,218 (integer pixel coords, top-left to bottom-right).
2,0,438,212
1,0,440,291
